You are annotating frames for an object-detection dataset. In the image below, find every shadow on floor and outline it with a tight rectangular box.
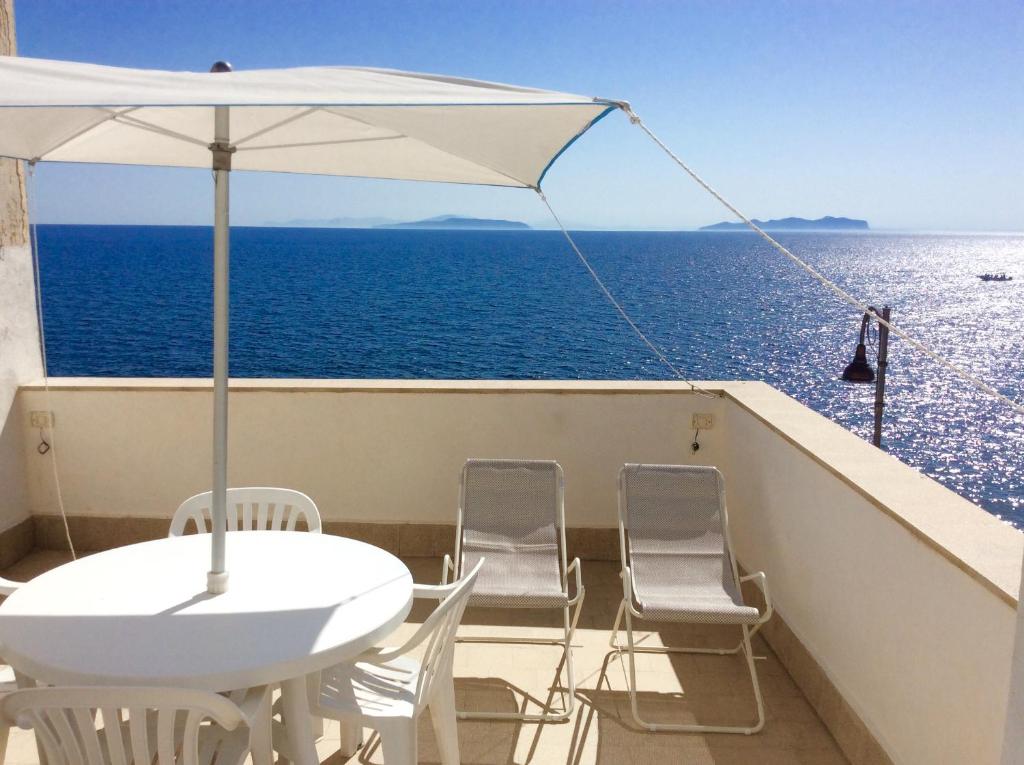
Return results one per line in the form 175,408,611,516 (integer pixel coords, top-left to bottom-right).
351,680,523,765
2,553,850,765
569,649,846,765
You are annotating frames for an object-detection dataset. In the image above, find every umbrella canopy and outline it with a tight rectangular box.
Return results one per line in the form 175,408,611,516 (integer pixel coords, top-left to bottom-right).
0,56,619,188
0,56,621,593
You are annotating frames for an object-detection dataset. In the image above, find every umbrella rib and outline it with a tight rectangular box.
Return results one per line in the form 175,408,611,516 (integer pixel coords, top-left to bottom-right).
234,135,404,152
231,107,321,147
106,111,210,148
318,106,531,187
29,106,140,161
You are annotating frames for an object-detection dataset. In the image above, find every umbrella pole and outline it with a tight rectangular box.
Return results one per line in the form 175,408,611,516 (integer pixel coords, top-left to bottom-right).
208,99,233,595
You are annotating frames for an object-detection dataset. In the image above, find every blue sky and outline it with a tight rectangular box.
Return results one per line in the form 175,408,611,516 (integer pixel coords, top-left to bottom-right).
14,0,1023,231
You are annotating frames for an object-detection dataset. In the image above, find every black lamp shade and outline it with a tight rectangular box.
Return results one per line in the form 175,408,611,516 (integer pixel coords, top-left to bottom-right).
842,343,875,383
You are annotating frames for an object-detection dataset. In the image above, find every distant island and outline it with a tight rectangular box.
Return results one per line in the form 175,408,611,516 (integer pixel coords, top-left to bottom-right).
267,216,397,228
376,215,530,230
700,216,869,232
265,214,531,230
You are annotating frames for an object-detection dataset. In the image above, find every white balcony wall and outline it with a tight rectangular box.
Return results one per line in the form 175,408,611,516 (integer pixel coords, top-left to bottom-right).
17,380,725,525
724,383,1022,765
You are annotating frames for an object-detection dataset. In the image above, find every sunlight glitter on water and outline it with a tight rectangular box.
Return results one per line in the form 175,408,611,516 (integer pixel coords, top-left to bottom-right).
37,226,1024,527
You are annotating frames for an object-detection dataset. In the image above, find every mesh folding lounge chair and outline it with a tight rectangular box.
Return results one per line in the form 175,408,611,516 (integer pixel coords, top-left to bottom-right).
610,464,773,734
169,487,321,536
442,459,584,721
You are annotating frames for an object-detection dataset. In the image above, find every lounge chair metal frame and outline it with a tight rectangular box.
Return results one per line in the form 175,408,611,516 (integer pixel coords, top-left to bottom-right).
442,459,584,722
610,464,773,735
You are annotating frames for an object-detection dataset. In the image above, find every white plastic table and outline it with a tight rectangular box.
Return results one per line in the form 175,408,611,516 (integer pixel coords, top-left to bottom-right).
0,531,413,765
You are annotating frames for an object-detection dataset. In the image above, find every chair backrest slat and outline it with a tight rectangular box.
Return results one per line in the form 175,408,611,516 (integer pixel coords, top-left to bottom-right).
271,503,286,530
71,707,104,765
180,710,203,765
240,502,254,531
169,487,321,537
127,706,151,765
226,502,240,532
285,505,299,531
28,710,64,765
101,708,128,765
156,708,177,764
49,708,84,765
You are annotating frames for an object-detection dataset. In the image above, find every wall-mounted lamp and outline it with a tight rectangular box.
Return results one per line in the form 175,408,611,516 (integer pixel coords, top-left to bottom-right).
841,306,891,448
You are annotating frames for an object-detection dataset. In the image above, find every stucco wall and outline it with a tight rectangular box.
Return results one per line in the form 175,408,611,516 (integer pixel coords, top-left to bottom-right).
1003,576,1024,763
723,383,1020,765
0,0,40,534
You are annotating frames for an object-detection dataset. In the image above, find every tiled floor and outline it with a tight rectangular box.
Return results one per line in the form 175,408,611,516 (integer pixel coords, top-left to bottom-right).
1,552,848,764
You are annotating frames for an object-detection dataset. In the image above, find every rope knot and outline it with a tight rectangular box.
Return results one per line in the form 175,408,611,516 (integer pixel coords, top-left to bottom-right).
613,101,641,124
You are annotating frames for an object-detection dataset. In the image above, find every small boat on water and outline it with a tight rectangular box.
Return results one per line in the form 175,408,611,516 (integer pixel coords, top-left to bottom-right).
979,272,1013,282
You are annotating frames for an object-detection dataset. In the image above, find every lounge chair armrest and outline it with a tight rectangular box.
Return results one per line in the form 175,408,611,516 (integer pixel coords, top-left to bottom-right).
567,557,585,604
441,554,456,585
740,571,773,624
620,565,633,603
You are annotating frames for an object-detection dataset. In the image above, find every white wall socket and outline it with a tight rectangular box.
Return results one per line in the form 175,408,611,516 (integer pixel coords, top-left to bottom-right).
692,413,714,430
30,410,54,429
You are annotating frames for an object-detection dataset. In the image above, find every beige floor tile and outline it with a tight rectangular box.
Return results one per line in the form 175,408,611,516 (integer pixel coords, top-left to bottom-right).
3,729,45,765
795,740,854,765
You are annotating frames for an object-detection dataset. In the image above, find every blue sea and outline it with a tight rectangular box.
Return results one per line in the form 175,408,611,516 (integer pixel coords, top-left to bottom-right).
35,224,1024,527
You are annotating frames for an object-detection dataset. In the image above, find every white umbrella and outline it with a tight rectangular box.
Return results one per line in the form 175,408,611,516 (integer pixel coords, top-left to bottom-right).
0,56,622,593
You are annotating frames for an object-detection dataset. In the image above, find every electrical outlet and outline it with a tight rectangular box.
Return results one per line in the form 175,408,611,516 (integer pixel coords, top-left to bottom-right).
692,413,714,430
30,410,54,429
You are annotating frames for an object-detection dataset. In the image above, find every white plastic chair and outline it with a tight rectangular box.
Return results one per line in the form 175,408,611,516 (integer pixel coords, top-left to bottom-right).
0,577,21,762
308,560,483,765
610,464,773,734
170,489,325,741
0,577,23,687
169,487,321,536
0,685,272,765
442,459,584,721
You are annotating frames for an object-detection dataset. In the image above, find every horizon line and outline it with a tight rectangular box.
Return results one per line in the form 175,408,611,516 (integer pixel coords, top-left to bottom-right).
29,221,1024,235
